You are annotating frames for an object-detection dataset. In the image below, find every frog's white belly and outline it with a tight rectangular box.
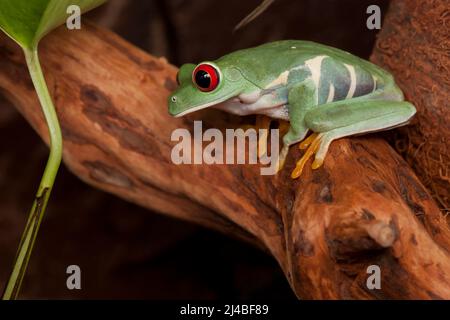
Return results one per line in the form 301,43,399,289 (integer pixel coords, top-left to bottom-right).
214,90,290,121
259,105,289,120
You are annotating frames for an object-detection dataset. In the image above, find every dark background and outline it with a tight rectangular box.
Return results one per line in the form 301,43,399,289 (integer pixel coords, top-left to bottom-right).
0,0,388,299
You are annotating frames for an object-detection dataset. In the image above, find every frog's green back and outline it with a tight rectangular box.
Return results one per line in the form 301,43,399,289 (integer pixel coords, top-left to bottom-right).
215,40,391,89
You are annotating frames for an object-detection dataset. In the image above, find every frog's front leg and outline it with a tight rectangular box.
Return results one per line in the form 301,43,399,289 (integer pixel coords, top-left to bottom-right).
277,80,316,171
255,115,272,157
291,98,416,178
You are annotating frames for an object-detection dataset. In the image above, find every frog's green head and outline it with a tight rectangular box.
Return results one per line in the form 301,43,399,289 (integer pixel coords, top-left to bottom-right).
168,61,256,117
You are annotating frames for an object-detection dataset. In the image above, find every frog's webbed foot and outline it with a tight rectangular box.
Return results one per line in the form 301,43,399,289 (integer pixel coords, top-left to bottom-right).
291,132,328,179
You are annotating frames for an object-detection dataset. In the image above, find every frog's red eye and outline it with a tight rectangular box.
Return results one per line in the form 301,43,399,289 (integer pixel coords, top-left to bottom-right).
193,63,220,92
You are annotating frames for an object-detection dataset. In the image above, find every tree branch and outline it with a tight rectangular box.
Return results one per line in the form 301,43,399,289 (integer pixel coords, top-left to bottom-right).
1,23,449,299
371,0,450,212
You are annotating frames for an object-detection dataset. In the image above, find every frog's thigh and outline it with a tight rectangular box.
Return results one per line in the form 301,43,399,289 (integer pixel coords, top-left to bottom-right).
304,100,416,162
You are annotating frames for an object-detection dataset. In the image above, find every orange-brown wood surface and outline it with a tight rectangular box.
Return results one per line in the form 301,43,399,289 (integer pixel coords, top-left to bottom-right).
371,0,449,212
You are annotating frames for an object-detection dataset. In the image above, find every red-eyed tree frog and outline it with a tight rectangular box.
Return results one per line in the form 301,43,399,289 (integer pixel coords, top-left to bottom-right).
168,40,416,178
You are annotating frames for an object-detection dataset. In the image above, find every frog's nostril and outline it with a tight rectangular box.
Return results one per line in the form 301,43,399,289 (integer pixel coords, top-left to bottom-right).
171,96,177,103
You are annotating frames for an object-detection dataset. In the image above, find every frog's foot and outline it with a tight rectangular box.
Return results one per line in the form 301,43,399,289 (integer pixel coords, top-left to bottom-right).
299,132,318,150
256,115,272,157
291,132,326,179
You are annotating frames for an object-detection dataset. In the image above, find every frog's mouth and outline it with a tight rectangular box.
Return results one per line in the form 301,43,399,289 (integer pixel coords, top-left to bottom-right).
172,100,222,117
170,92,240,117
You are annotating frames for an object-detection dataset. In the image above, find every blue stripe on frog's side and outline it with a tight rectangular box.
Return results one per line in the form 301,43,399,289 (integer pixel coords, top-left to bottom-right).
316,56,379,105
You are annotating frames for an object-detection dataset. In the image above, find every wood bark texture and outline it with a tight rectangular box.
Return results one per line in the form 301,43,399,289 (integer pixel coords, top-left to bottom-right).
371,0,450,213
0,22,449,299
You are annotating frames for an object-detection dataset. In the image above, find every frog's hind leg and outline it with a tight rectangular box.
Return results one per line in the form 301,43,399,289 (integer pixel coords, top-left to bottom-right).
291,99,416,179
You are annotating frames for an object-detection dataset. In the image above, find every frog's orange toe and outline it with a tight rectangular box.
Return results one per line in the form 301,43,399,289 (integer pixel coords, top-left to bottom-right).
291,133,322,179
311,158,324,170
299,132,319,150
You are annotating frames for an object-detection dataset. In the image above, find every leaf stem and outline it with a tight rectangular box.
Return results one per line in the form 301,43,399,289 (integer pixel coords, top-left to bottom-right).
2,48,62,300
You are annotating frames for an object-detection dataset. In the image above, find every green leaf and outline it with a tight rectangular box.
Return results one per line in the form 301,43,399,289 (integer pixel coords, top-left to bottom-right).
0,0,107,300
0,0,106,49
